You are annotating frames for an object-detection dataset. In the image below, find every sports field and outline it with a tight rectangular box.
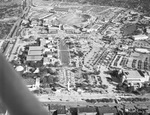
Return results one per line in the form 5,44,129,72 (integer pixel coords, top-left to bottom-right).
59,40,70,66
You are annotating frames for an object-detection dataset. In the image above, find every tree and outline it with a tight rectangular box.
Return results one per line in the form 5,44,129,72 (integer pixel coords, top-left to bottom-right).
10,60,19,66
36,60,43,67
33,90,40,94
78,51,84,57
53,77,59,83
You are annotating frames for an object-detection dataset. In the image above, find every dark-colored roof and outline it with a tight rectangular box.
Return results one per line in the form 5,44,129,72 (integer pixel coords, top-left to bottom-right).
78,106,97,113
49,105,66,114
97,106,118,115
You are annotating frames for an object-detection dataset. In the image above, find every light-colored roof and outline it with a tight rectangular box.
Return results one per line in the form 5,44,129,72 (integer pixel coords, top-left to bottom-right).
133,35,148,40
103,113,114,115
26,56,43,61
123,70,144,79
29,46,43,51
15,66,24,72
135,48,150,53
43,57,50,62
28,50,42,56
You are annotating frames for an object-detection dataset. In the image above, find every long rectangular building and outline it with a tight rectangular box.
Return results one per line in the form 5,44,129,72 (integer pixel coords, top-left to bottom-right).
26,55,43,61
28,50,42,56
29,46,43,51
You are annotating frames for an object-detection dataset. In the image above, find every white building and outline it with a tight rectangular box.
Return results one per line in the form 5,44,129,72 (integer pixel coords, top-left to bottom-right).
132,35,148,41
43,57,50,65
135,48,150,54
122,70,150,87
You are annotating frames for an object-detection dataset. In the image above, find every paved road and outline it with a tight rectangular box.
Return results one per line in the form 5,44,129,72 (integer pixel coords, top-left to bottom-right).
6,0,30,60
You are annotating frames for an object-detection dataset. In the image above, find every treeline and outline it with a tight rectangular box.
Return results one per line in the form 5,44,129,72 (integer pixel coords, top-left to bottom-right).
56,0,150,16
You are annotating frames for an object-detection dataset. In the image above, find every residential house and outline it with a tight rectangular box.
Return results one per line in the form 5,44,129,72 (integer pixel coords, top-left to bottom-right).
29,46,43,51
43,57,51,65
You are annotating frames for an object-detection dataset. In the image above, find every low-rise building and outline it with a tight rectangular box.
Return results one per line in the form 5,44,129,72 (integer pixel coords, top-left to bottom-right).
49,105,66,115
29,46,43,51
27,46,43,61
77,106,97,115
97,106,118,115
28,50,43,56
132,35,148,41
134,48,150,54
122,70,150,87
26,55,43,61
43,57,50,65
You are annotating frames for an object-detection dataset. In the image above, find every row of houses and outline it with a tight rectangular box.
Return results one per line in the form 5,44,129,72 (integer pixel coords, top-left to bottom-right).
43,104,150,115
44,105,119,115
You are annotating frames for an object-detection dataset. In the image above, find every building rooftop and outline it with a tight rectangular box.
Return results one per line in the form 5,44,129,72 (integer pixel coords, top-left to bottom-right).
123,70,144,79
49,105,66,114
78,106,97,113
97,106,118,115
26,55,43,61
29,46,43,51
133,34,148,40
28,50,43,56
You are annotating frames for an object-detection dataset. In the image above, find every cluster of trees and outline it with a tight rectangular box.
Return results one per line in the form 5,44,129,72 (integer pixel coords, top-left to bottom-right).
60,0,150,16
85,98,114,103
26,61,43,68
41,75,59,84
75,82,108,92
116,82,150,95
119,97,149,102
0,21,15,39
116,83,136,94
136,84,150,95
